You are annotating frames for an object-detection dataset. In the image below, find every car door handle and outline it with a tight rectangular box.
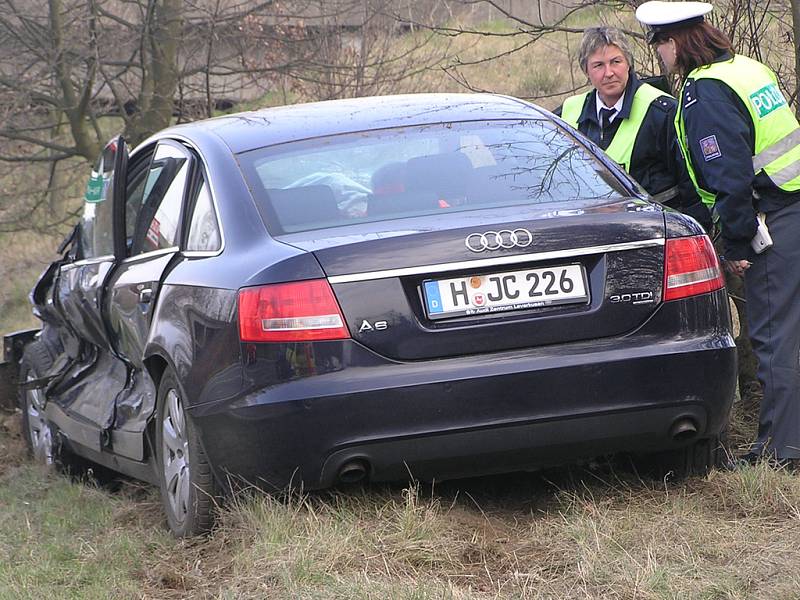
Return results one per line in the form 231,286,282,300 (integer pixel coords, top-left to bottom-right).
139,288,153,304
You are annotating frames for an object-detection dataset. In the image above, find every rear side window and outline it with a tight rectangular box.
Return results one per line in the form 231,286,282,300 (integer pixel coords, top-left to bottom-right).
186,179,221,252
238,119,628,235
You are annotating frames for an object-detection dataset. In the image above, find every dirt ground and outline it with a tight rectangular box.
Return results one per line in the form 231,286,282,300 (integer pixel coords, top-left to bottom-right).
0,408,27,478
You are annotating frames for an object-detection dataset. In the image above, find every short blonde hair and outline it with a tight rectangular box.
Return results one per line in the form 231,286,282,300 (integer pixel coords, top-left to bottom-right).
578,27,634,74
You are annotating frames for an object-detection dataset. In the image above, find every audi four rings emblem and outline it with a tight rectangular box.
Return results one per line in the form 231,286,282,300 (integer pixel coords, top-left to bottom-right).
464,229,533,252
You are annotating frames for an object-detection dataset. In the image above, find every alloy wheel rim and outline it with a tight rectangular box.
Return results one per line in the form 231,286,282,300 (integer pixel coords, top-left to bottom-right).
25,377,54,465
162,388,190,523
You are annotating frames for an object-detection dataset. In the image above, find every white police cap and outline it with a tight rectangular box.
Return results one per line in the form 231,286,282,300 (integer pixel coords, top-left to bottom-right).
636,1,713,43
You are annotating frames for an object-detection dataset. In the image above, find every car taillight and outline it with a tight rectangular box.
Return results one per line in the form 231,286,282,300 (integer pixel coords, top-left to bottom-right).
663,235,725,302
238,279,351,342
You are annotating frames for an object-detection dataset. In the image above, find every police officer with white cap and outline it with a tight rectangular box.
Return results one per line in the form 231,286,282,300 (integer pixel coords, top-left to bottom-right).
637,1,800,468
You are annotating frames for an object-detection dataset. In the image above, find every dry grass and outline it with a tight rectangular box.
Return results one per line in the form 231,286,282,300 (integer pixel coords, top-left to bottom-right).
120,464,800,599
0,409,27,477
0,230,62,333
4,389,800,599
389,6,665,114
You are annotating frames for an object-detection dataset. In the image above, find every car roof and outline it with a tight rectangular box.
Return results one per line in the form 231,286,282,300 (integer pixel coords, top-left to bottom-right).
159,93,549,154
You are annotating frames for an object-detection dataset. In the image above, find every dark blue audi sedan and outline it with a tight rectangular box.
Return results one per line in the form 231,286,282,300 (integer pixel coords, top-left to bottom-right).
19,93,736,536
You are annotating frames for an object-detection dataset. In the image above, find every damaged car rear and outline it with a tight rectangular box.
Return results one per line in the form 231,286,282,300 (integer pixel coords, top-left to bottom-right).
18,93,736,537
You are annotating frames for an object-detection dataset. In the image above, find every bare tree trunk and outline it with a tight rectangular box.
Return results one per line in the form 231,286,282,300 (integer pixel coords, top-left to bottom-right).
48,0,101,161
127,0,182,145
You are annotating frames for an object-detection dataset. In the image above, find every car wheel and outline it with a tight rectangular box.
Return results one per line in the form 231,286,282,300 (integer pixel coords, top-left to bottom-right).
156,369,217,537
19,340,56,466
653,433,726,480
677,436,719,477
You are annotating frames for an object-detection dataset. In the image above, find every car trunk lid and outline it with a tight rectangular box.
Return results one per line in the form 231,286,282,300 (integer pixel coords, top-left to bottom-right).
279,199,666,360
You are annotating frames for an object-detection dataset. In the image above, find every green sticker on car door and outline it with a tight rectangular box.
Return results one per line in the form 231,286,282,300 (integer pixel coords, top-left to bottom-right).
84,172,106,203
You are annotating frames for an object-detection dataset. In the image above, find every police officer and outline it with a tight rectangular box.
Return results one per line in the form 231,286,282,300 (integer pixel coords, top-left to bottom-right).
556,26,710,230
637,1,800,467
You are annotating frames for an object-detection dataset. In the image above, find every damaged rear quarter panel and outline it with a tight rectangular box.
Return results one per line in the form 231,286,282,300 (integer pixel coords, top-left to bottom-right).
144,277,242,412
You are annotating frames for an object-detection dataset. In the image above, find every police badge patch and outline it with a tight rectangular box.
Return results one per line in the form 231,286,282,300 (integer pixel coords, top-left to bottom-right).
699,135,722,161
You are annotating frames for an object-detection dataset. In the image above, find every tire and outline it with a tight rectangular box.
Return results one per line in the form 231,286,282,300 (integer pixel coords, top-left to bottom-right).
651,433,726,480
18,340,56,467
18,339,111,480
673,436,718,478
155,369,217,537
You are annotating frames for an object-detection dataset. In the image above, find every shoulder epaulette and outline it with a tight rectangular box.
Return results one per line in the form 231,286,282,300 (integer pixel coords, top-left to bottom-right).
652,95,677,113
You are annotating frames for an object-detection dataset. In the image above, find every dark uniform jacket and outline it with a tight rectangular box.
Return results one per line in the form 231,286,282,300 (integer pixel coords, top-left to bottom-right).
680,52,800,259
556,70,710,230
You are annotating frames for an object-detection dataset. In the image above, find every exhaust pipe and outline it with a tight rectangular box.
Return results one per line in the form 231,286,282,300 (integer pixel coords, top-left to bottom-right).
337,459,369,484
670,418,698,442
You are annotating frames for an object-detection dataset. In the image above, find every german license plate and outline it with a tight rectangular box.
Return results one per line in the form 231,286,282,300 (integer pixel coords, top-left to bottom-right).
423,264,588,319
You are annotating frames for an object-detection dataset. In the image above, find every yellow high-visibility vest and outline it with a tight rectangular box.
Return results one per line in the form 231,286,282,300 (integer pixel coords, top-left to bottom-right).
676,54,800,207
561,83,666,172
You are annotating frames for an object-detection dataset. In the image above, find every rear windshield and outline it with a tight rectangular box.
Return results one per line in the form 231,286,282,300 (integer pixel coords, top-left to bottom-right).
238,119,630,234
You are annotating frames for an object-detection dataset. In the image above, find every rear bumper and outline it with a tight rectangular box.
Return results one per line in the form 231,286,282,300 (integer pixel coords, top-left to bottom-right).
320,405,712,484
192,292,736,490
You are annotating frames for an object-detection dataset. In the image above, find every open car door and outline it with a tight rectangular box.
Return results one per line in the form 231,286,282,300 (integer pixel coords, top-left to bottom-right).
104,139,197,461
50,136,130,449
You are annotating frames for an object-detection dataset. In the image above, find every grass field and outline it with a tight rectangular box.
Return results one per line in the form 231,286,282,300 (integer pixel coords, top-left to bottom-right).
3,406,800,599
2,7,799,599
